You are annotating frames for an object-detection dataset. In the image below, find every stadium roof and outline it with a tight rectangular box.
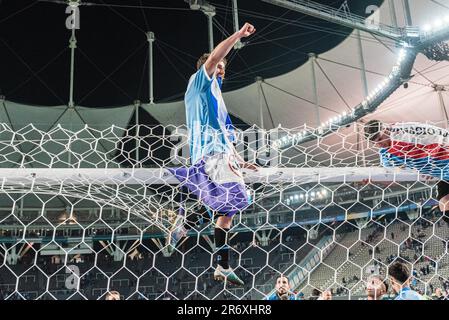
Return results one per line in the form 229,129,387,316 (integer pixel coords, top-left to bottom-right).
0,0,448,133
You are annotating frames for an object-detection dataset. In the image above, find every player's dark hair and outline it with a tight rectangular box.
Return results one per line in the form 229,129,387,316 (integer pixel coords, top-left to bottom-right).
310,289,322,300
364,120,383,141
196,53,227,70
388,261,410,285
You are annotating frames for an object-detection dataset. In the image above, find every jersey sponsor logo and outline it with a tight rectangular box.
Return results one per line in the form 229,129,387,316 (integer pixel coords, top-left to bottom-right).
391,125,449,138
390,123,449,146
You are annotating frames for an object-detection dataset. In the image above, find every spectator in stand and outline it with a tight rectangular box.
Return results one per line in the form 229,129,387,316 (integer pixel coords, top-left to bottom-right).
433,288,446,300
267,276,296,300
105,290,121,300
318,290,332,300
309,288,322,300
366,275,388,300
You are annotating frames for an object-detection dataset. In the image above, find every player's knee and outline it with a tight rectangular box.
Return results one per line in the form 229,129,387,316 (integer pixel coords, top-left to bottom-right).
217,215,233,229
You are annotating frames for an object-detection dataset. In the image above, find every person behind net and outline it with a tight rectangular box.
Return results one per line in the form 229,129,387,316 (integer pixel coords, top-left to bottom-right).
433,288,447,300
388,261,423,300
365,275,389,300
318,290,332,300
167,23,258,286
364,120,449,222
267,276,297,300
309,288,321,300
105,290,121,300
309,288,332,300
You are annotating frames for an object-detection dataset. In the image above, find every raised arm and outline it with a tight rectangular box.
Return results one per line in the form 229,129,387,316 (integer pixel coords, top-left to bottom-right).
204,22,256,77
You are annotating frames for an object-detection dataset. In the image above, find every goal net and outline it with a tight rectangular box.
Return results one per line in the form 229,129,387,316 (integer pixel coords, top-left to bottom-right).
0,122,447,300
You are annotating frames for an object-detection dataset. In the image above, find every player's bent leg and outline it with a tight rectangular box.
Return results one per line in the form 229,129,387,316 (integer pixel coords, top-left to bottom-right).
167,189,210,256
167,214,188,255
216,215,233,229
213,215,244,286
215,215,232,270
167,206,212,256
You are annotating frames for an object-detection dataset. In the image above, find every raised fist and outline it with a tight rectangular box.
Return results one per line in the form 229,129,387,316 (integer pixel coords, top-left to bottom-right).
238,22,256,38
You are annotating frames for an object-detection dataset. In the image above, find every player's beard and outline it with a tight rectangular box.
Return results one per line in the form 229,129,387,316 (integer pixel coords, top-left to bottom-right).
279,291,289,300
278,288,288,295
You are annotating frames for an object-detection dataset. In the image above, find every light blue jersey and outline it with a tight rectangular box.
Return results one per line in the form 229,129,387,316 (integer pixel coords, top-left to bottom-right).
185,65,235,165
394,287,423,300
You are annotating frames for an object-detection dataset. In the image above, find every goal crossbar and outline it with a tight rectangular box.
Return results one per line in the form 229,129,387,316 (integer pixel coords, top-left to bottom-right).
0,167,422,186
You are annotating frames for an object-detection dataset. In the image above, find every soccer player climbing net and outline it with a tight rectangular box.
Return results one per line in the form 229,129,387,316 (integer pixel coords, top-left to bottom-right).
0,121,448,300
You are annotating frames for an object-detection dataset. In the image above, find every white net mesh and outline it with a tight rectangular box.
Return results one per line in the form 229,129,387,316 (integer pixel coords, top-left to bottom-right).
0,122,448,300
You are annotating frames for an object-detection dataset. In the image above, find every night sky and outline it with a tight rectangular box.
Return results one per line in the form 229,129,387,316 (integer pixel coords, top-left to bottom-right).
0,0,383,109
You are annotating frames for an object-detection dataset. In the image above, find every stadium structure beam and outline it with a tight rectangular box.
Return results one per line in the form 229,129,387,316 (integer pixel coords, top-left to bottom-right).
435,85,449,129
256,77,265,128
146,31,155,105
308,53,320,126
388,0,399,28
402,0,413,26
134,100,141,162
261,0,403,41
68,28,77,108
232,0,244,49
19,197,24,219
204,7,215,52
185,1,216,52
356,30,369,97
66,0,81,109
